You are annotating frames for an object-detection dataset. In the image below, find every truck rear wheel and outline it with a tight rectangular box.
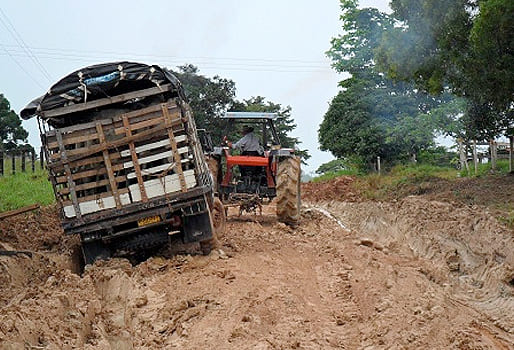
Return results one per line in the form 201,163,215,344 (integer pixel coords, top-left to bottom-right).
276,157,301,226
82,241,111,266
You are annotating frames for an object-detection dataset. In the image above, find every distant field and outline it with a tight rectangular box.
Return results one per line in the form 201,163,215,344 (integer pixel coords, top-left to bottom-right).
0,168,54,212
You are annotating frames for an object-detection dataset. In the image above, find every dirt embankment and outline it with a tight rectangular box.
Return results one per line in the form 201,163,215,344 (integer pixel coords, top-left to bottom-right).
1,178,513,349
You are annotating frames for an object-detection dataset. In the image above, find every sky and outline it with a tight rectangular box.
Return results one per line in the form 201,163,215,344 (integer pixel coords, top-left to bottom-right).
0,0,390,174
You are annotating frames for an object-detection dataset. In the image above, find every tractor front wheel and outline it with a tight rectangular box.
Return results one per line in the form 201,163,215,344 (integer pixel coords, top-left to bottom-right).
276,157,301,226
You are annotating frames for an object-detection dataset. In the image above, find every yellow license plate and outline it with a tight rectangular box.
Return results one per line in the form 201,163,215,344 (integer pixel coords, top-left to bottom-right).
137,215,161,227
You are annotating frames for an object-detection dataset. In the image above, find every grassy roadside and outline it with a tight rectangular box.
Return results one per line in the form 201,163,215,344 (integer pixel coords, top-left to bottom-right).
347,164,458,200
311,161,514,228
0,169,55,212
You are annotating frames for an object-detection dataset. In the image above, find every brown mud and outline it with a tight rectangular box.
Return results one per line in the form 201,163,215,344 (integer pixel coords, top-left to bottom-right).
0,180,513,349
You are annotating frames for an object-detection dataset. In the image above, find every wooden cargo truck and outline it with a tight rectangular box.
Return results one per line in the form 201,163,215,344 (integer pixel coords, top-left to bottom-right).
21,62,217,264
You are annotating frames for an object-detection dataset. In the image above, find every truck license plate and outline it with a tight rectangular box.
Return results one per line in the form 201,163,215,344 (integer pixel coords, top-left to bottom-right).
137,215,161,227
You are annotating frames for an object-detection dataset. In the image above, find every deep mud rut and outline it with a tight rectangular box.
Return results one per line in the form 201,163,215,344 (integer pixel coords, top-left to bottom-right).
0,195,513,349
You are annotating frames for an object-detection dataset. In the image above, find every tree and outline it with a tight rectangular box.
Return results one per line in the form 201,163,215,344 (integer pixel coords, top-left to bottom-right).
0,94,29,152
377,0,513,134
315,159,352,175
319,78,436,166
321,1,439,167
170,64,236,142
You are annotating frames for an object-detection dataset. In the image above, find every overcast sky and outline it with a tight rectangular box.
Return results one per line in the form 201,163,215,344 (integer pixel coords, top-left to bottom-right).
0,0,390,173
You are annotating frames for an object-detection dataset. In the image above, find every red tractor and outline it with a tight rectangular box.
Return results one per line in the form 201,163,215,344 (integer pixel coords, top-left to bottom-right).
206,112,301,226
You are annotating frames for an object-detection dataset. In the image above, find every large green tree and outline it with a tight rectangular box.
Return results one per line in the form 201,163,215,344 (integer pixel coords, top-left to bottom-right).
0,94,29,152
171,64,237,142
377,0,513,134
321,0,439,166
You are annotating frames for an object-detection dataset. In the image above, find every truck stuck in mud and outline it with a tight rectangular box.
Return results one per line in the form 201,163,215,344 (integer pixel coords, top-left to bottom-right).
21,62,218,264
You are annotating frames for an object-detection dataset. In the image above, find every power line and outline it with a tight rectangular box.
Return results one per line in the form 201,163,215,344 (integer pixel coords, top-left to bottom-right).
0,8,53,82
0,43,329,66
0,49,333,73
0,43,45,89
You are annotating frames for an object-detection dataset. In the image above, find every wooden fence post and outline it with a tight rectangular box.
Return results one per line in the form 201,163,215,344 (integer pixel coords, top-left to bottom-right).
509,135,514,173
11,153,15,175
0,151,3,176
472,140,478,175
40,147,44,169
31,151,35,173
490,139,497,172
21,151,26,172
458,138,469,174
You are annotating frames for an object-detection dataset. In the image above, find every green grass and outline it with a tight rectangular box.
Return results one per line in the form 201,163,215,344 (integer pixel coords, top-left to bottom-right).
388,163,458,181
312,163,459,200
459,159,511,177
0,168,55,212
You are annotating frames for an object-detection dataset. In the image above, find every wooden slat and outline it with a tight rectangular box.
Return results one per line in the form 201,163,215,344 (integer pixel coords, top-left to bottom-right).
96,122,121,209
48,152,123,177
45,101,178,140
114,115,164,135
126,159,190,179
62,188,129,206
49,123,170,168
54,163,124,184
123,114,148,202
47,130,99,149
113,109,181,135
58,175,126,195
162,103,187,193
56,130,81,218
46,116,113,136
41,84,172,118
122,147,188,169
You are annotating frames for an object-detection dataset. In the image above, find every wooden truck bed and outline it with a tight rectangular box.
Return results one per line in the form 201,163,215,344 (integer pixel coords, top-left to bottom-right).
45,100,198,220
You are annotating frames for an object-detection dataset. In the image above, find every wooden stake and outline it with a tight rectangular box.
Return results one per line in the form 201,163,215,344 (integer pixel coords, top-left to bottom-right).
0,203,40,220
21,151,26,172
509,135,514,173
472,140,478,175
490,139,497,172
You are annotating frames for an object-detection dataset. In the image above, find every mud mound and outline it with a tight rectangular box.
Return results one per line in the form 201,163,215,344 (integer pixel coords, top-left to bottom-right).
0,204,78,254
302,175,360,202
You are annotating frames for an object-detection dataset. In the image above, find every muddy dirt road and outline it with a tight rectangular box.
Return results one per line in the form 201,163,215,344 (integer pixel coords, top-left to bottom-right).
1,189,513,349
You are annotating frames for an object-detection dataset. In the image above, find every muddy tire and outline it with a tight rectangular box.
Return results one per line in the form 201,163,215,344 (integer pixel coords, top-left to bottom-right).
199,240,213,255
207,156,221,192
211,197,226,239
276,157,301,226
82,241,111,266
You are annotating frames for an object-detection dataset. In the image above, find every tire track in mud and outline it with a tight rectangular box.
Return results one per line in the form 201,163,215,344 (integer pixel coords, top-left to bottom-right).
313,198,514,349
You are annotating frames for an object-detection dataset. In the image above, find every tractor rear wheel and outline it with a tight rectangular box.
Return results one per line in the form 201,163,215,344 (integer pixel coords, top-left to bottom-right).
211,197,226,239
276,157,301,226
